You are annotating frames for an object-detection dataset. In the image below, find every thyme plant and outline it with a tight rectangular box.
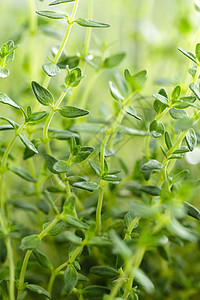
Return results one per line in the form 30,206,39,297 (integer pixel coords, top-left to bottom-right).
1,1,200,300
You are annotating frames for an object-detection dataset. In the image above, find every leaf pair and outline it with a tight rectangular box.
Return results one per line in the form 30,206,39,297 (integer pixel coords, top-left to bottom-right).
178,43,200,64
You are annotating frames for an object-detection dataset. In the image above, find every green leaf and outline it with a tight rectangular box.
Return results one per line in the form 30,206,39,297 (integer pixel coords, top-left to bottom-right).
42,221,66,236
49,0,75,6
36,10,67,19
103,53,125,68
169,107,187,119
172,169,189,183
126,106,142,121
169,218,196,241
185,128,197,151
118,125,149,136
52,129,79,140
63,231,82,244
0,124,14,131
19,133,38,154
149,120,165,138
64,264,78,294
0,117,19,128
37,199,50,215
63,196,76,214
73,146,94,163
42,63,60,77
12,200,37,213
44,154,58,174
0,267,9,282
0,239,7,263
184,202,200,220
74,18,110,28
88,236,111,247
44,190,60,215
160,145,168,158
88,159,101,176
26,284,51,299
189,82,200,100
64,215,88,229
195,43,200,62
174,117,193,131
157,245,169,261
10,167,36,182
109,81,124,101
83,285,110,297
139,185,161,196
195,0,200,12
109,230,132,259
20,235,41,251
171,85,181,101
165,131,172,150
58,105,89,118
174,96,196,109
32,81,54,106
134,268,154,294
0,68,10,78
125,69,147,92
102,174,122,182
178,47,198,64
0,93,20,109
114,69,128,97
152,93,169,106
72,181,98,192
33,250,53,270
58,55,80,69
28,111,48,123
141,159,163,180
90,266,118,278
52,160,70,173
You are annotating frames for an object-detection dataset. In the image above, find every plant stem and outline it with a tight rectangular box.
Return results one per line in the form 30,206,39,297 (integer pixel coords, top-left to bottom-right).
95,94,134,235
28,0,37,81
0,122,26,210
42,0,80,90
82,0,93,56
17,250,32,298
78,70,101,108
5,238,15,300
122,248,145,299
47,242,85,296
95,185,104,236
17,216,59,299
43,91,66,154
109,247,145,300
67,0,93,106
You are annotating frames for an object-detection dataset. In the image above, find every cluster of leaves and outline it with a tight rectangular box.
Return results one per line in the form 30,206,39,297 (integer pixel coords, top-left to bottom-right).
1,1,200,300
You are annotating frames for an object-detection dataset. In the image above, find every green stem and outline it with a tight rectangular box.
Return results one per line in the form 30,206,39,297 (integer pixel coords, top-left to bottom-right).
67,0,93,106
125,217,140,240
43,91,67,154
47,242,85,296
28,0,37,81
6,238,15,300
95,185,104,236
17,250,32,298
42,0,80,90
17,217,59,299
122,248,145,299
0,122,26,210
95,94,134,236
109,248,145,300
82,0,93,56
77,70,101,108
